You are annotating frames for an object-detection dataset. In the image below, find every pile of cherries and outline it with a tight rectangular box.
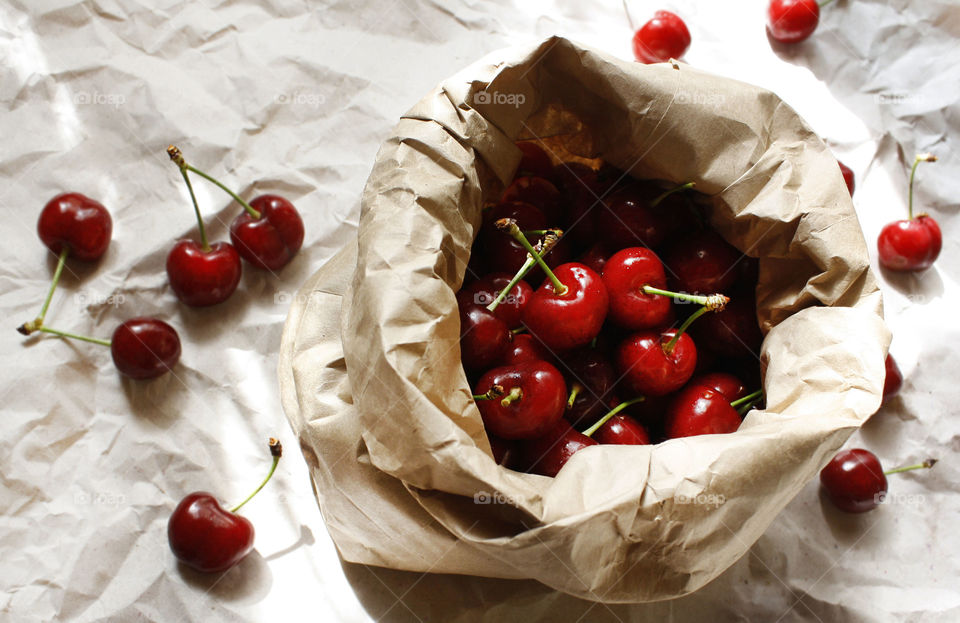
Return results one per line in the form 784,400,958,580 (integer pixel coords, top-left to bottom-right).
459,141,767,477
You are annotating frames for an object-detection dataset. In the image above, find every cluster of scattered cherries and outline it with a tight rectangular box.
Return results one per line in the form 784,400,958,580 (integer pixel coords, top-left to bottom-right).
459,141,767,477
17,152,299,573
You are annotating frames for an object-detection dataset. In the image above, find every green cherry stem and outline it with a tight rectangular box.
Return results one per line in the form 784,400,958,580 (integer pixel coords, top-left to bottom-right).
583,396,646,437
907,153,937,220
33,325,111,347
730,390,764,410
230,438,283,513
180,167,209,251
19,247,70,334
662,292,729,354
642,286,728,309
497,219,568,296
167,145,261,219
650,181,695,208
500,387,523,407
818,0,834,8
567,382,583,409
884,458,937,476
473,385,505,401
487,229,562,312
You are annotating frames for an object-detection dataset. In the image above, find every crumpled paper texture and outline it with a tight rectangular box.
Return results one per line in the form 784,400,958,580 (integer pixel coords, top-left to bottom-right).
280,36,890,602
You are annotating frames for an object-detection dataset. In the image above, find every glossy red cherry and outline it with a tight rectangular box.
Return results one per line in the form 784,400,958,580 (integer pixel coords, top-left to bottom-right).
767,0,819,44
877,216,941,272
601,247,673,330
593,414,650,445
664,384,741,438
882,353,903,404
838,160,855,196
230,195,305,271
499,333,550,367
522,420,597,477
819,448,886,513
576,243,609,276
664,230,740,295
522,263,609,351
617,328,697,397
166,240,242,307
37,193,112,261
689,372,748,401
632,10,691,64
111,317,182,379
462,272,532,329
457,291,511,372
474,360,567,440
168,492,255,572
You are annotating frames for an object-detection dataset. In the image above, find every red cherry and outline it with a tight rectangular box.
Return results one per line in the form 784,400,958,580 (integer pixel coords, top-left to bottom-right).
499,333,550,367
877,216,941,272
111,317,181,379
593,414,650,445
522,420,597,477
457,291,511,372
230,195,305,271
882,354,903,404
819,449,886,513
480,202,549,276
691,295,763,359
601,247,673,330
502,177,565,224
689,372,748,401
37,193,112,261
166,240,242,307
616,328,697,397
562,347,617,428
632,10,691,64
766,0,819,44
488,434,520,469
664,384,741,438
576,243,610,276
515,142,555,181
594,183,670,251
838,160,855,196
168,492,255,572
522,263,609,351
462,273,532,329
474,360,567,440
664,230,741,295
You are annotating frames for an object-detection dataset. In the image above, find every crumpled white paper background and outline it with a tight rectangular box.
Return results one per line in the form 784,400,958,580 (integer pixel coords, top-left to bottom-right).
0,1,957,621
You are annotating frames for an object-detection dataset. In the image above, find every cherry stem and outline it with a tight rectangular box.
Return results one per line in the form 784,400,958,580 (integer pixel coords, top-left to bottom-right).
497,219,568,296
642,286,728,310
818,0,834,7
511,326,527,335
567,382,583,409
33,325,111,347
21,247,70,334
500,387,523,407
230,438,283,513
664,304,712,354
730,390,764,410
582,396,646,437
473,385,505,401
179,168,209,251
884,458,937,476
907,153,937,220
487,230,561,312
167,145,261,219
650,182,695,208
621,0,635,31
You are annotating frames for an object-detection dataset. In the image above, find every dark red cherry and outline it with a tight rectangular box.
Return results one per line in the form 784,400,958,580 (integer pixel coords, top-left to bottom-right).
664,230,740,295
480,201,548,276
166,240,242,307
229,195,305,271
516,142,555,181
488,434,520,469
632,10,691,63
502,177,565,224
767,0,819,44
37,193,112,261
457,291,510,372
522,420,598,477
462,273,532,329
561,347,617,428
168,492,254,573
593,414,650,445
617,328,696,397
594,184,669,251
576,243,610,276
819,448,886,513
601,247,673,330
521,263,609,351
499,333,550,367
877,216,942,272
111,317,182,379
664,384,741,438
691,295,763,359
474,360,567,440
882,354,902,404
689,372,748,401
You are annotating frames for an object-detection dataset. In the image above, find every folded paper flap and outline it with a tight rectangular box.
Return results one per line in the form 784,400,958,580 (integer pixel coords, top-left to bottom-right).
287,36,888,601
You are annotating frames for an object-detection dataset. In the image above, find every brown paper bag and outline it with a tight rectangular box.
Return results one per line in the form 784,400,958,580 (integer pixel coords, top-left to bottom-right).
278,36,889,603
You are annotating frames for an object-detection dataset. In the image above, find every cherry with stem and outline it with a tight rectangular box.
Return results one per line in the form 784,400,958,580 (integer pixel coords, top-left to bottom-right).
168,438,283,573
582,396,646,438
820,448,936,513
877,153,941,272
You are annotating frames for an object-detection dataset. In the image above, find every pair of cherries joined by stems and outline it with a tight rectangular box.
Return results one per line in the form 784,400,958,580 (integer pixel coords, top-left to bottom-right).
165,146,304,306
19,193,180,379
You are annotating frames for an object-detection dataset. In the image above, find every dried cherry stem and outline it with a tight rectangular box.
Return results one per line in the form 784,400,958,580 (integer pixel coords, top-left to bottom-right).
907,153,937,220
582,396,646,437
229,438,283,513
19,247,69,334
487,229,561,313
650,182,695,208
500,387,523,407
29,325,111,347
167,145,261,219
473,385,505,401
497,220,568,296
884,458,937,476
662,293,729,354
